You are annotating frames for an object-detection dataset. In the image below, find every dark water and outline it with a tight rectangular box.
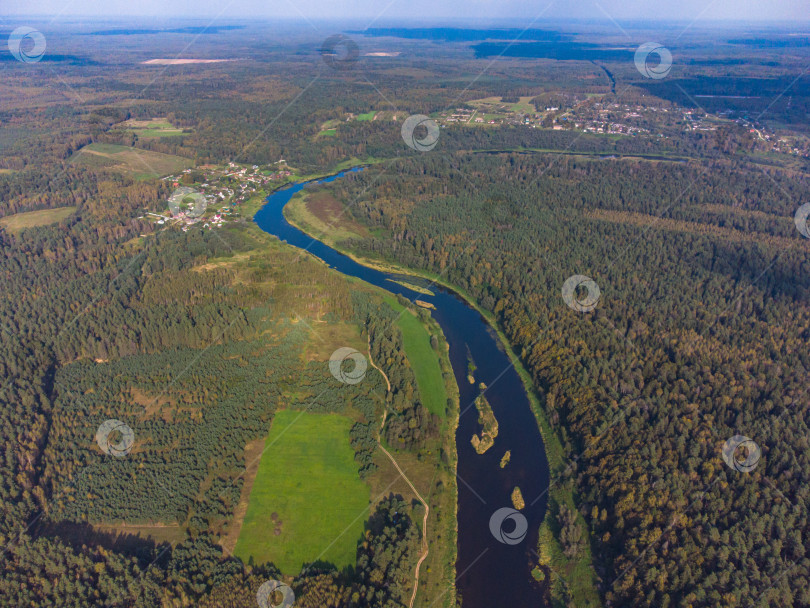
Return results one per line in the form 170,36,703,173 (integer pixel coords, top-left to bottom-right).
254,168,550,608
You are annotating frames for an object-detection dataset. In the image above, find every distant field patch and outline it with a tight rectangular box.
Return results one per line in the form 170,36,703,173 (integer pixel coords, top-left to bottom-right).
469,95,536,114
121,118,185,138
0,206,77,232
233,411,369,574
356,111,376,121
588,208,798,249
74,143,192,179
386,297,448,418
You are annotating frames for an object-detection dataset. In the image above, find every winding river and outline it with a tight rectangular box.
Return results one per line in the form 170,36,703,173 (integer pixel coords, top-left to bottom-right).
254,168,550,607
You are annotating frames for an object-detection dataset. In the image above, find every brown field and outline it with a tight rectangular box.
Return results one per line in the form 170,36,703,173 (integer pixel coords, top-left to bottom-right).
588,208,802,249
0,206,77,232
298,319,366,363
284,190,369,249
74,143,193,179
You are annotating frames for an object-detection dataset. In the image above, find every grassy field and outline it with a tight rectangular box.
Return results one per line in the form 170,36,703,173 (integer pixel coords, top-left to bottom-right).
385,297,448,418
233,410,369,574
73,143,193,179
121,118,185,138
0,206,77,232
284,190,369,248
468,96,537,114
356,111,376,121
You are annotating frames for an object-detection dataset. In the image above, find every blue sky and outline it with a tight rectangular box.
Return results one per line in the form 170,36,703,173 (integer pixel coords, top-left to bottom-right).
2,0,809,21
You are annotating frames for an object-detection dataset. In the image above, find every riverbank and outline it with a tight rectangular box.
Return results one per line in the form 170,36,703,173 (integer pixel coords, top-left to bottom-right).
283,184,601,607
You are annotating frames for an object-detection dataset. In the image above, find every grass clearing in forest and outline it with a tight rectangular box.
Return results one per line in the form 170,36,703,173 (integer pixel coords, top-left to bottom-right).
233,410,369,574
120,118,185,138
284,190,369,248
0,206,77,232
74,143,192,179
385,297,448,418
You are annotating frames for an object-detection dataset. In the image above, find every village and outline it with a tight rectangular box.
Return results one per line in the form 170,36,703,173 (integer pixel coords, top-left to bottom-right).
144,160,293,230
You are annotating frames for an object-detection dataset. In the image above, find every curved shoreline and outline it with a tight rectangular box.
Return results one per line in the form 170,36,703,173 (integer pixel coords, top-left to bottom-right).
277,174,600,606
257,167,553,607
282,200,555,451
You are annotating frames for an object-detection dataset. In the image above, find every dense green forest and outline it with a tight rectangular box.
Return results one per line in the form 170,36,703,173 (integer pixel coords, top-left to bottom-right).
327,152,810,606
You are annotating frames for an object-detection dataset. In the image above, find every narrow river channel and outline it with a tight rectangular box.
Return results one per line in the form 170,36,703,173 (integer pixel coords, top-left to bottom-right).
254,168,550,607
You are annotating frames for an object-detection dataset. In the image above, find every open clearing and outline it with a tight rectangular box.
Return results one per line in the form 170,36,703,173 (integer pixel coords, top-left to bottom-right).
0,206,77,232
73,143,192,179
120,118,185,138
233,410,369,574
386,297,448,418
284,190,369,248
468,95,536,114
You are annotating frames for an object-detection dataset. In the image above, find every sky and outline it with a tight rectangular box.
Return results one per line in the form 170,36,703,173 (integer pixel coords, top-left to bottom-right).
2,0,809,22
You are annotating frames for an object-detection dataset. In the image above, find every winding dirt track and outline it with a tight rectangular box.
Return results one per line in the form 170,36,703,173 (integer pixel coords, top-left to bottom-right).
367,339,430,608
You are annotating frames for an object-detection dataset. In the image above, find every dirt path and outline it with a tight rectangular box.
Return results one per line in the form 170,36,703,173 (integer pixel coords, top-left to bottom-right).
377,441,430,608
367,335,391,392
367,339,429,608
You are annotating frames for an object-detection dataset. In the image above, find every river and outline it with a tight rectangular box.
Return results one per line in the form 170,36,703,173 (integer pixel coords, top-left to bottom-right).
254,168,550,607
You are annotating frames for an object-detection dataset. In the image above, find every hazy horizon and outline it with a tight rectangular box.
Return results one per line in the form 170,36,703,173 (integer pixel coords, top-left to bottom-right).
2,0,809,23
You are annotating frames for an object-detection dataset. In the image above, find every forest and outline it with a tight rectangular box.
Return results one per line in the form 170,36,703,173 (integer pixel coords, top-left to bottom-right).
323,151,810,606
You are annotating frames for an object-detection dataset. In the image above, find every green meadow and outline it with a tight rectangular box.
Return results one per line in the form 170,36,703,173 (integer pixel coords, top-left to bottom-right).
233,411,369,574
386,297,448,417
